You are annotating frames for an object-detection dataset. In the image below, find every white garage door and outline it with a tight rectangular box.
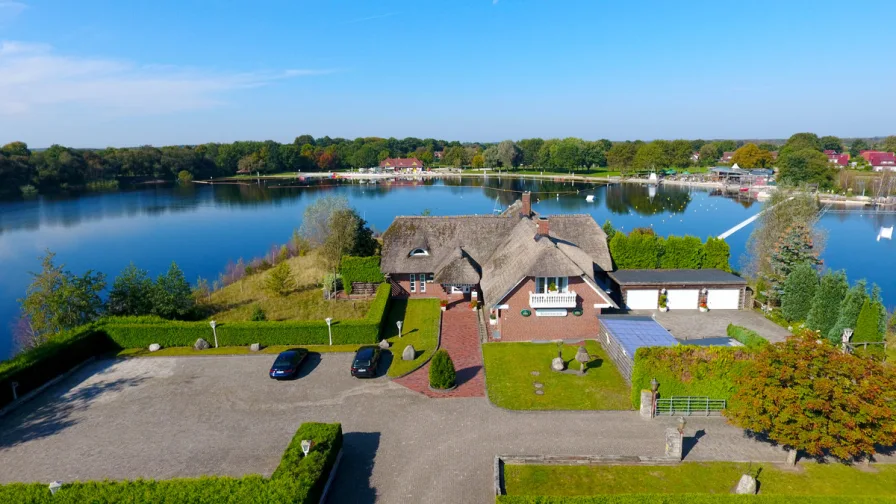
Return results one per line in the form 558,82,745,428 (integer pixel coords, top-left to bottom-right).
667,289,699,310
707,289,740,310
625,289,658,310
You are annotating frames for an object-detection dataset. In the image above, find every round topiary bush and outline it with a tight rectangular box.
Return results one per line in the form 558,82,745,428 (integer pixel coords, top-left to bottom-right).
428,349,456,390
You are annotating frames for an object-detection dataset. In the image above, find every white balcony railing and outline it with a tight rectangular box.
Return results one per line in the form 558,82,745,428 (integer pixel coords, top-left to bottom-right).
529,291,577,309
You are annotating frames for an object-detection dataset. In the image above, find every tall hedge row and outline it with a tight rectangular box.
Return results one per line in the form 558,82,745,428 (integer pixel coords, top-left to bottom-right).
630,346,753,409
0,422,343,504
340,256,384,294
726,324,769,350
497,496,896,504
609,232,731,271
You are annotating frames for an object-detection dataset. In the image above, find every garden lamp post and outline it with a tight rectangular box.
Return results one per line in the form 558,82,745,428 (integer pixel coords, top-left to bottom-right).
209,320,218,348
841,328,854,354
396,320,403,338
650,377,659,418
325,318,333,346
49,481,63,495
677,416,687,440
300,439,312,457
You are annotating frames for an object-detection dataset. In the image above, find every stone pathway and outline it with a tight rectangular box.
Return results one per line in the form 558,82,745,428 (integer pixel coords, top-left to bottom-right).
393,303,485,398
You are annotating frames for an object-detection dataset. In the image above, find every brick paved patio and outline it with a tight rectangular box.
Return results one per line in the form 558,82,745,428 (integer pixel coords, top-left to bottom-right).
393,304,485,398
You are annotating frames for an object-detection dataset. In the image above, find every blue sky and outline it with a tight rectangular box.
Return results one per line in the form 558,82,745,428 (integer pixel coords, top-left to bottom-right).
1,0,894,147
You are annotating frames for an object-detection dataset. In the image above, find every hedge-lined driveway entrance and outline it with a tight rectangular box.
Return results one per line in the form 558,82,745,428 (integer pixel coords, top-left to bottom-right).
0,355,788,503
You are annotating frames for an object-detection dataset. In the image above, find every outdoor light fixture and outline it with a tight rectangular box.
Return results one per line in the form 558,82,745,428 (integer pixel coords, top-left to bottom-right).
396,320,403,338
300,440,312,457
650,377,659,393
49,481,63,495
209,320,218,348
325,318,333,346
677,416,687,436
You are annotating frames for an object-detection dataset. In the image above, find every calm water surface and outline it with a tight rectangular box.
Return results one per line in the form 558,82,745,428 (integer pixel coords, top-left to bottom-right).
1,177,893,358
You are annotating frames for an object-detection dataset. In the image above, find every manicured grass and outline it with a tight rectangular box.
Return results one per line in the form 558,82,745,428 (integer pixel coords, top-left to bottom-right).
482,341,630,410
117,344,363,358
383,299,441,377
504,462,896,496
206,251,371,322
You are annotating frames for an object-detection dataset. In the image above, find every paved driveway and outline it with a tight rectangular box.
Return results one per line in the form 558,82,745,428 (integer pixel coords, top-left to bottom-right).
0,355,788,503
633,309,792,343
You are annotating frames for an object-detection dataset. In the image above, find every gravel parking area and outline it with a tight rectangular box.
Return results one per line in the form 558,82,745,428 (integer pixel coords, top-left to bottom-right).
638,309,792,343
0,354,788,503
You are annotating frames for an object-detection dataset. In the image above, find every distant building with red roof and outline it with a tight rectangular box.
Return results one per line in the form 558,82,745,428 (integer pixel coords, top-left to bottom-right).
380,157,425,170
826,151,850,167
869,152,896,172
860,150,887,162
721,151,735,163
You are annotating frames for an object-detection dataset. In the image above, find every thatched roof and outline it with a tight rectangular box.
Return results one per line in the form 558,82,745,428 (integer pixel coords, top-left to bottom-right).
380,196,614,307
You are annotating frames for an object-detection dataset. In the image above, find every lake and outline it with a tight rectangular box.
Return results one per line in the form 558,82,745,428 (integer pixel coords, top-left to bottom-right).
1,176,893,358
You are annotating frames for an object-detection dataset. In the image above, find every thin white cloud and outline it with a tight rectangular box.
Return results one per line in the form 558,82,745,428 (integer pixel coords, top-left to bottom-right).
0,1,26,21
0,40,334,116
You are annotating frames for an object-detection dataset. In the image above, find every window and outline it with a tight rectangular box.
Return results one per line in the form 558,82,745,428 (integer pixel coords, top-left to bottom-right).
409,248,429,257
410,274,416,293
536,277,568,294
420,273,426,293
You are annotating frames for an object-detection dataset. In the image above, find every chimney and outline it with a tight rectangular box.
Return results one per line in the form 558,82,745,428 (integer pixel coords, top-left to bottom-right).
536,216,550,237
521,192,532,217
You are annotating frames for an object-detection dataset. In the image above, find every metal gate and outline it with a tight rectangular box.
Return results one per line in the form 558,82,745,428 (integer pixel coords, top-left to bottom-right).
655,396,726,416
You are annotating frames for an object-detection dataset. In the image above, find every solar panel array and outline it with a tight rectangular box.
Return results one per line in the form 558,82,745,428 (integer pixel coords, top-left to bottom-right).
601,317,678,358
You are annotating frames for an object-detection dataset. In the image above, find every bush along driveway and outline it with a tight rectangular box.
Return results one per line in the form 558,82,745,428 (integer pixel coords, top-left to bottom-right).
482,341,631,410
384,299,441,378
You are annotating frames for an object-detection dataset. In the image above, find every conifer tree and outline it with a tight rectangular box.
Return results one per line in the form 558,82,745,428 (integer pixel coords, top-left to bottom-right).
828,279,868,344
805,270,848,338
781,262,818,322
854,298,881,343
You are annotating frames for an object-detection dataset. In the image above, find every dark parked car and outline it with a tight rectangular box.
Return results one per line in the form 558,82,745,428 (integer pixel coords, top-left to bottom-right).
351,346,381,378
269,349,308,379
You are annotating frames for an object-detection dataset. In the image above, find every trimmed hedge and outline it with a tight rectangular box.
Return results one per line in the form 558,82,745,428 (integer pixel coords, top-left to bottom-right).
0,422,342,504
0,324,114,410
102,283,392,348
726,324,769,350
340,256,384,294
630,346,753,409
497,496,896,504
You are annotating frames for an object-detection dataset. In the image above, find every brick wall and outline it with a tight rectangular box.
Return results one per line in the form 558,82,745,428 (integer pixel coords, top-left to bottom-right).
490,276,608,342
389,273,471,302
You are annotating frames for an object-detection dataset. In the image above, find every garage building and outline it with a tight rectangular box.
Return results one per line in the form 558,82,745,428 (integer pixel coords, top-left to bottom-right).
608,269,749,311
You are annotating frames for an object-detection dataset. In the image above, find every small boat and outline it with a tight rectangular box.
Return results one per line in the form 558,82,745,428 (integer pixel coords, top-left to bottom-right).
585,195,595,202
878,226,894,241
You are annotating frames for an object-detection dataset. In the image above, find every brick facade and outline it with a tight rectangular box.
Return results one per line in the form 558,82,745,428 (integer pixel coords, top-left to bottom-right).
489,276,609,343
388,273,473,302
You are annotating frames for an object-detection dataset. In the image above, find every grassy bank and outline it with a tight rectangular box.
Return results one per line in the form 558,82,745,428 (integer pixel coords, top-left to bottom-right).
482,341,630,410
383,299,441,377
504,462,896,497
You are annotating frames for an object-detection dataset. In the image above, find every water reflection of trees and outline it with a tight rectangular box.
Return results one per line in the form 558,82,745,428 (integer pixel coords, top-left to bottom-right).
604,184,693,216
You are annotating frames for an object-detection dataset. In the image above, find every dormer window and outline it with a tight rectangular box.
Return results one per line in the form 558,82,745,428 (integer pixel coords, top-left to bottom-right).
409,248,429,257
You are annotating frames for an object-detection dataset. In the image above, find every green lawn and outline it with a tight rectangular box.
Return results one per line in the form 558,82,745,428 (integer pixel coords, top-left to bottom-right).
383,299,441,377
117,343,363,358
482,341,630,410
504,462,896,496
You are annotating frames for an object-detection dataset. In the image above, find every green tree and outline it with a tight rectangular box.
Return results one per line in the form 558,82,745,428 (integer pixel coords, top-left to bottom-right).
497,140,521,168
702,237,731,271
606,142,638,173
601,219,617,241
633,141,670,171
151,262,195,319
730,143,774,168
778,148,835,188
250,304,267,321
668,139,693,168
820,135,843,152
764,222,822,300
849,139,870,157
853,298,881,344
609,230,661,269
872,285,888,340
781,132,822,154
265,262,292,296
698,143,720,166
659,235,703,269
471,154,484,169
429,349,457,389
726,331,896,464
300,195,350,247
177,170,193,183
828,280,868,344
517,138,544,167
880,135,896,153
757,143,779,152
715,140,737,153
746,191,822,284
780,262,819,322
107,263,154,316
805,270,849,337
18,250,106,341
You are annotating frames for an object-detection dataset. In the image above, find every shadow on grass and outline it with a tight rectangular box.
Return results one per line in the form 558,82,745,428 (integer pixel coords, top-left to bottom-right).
0,359,149,449
385,300,408,338
326,431,380,504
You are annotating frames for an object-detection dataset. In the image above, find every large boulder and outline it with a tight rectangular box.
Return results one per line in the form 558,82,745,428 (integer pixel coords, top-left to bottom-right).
734,475,757,495
378,339,391,350
551,357,566,372
148,343,161,352
402,344,416,361
194,338,211,351
249,343,262,352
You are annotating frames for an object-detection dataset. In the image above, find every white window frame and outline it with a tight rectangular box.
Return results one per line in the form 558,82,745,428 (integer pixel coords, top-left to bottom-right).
535,277,568,294
409,274,416,293
409,248,429,256
420,273,426,293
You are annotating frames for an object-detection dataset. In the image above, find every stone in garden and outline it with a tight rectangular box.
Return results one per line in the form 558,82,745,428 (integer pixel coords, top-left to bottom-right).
551,357,566,371
534,389,544,395
378,339,391,350
402,344,416,361
533,382,543,389
249,343,261,352
734,475,757,495
530,371,540,377
193,338,210,351
148,343,161,352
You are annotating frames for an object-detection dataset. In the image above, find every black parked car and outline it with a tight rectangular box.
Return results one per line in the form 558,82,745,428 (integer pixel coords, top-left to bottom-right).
269,349,308,380
351,346,381,378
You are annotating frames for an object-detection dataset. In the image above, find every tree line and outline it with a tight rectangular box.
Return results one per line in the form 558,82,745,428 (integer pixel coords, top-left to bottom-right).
3,133,894,197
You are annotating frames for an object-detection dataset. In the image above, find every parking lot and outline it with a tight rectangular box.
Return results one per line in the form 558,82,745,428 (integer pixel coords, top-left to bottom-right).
0,354,787,503
639,309,792,343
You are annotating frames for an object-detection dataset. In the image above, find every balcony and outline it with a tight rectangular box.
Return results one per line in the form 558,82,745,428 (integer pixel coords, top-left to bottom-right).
529,291,577,309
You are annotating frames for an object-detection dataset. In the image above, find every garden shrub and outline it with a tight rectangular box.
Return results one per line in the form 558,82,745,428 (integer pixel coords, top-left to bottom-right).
702,237,731,271
0,324,114,409
250,304,267,321
726,324,769,350
429,349,456,389
659,235,704,269
0,422,343,504
805,270,848,338
340,256,384,294
630,346,754,409
780,262,818,322
496,496,896,504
